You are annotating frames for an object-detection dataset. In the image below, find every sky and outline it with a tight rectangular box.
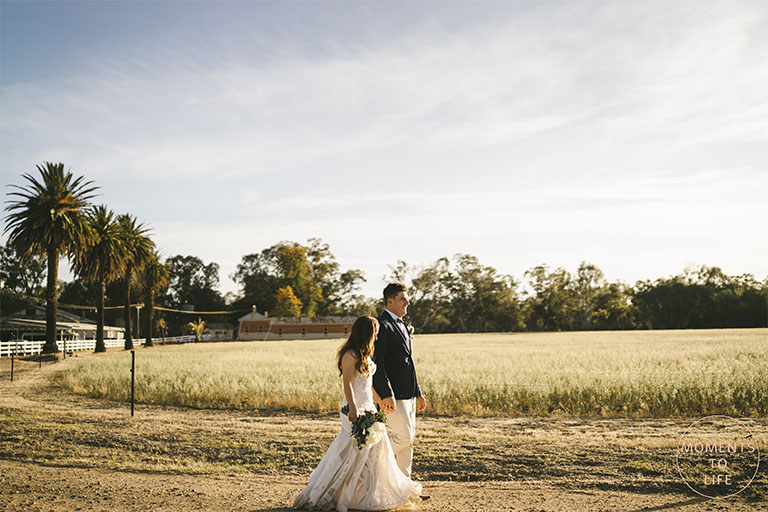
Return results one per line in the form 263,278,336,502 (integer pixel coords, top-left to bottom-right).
2,0,767,300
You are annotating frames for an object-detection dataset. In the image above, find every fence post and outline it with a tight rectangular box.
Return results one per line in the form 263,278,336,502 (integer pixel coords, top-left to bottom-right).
130,350,135,417
10,343,15,383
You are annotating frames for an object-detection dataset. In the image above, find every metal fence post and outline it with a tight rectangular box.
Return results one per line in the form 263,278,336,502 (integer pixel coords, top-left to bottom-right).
10,343,15,383
130,350,135,417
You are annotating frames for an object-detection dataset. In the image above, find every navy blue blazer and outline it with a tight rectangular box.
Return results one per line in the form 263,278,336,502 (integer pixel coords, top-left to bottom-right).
372,310,422,400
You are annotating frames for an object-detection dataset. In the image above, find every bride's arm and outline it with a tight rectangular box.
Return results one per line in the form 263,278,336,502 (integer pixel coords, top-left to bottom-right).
341,351,359,422
372,387,383,409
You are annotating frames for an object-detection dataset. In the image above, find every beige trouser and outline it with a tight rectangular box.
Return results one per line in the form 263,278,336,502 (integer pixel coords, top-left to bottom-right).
387,398,417,478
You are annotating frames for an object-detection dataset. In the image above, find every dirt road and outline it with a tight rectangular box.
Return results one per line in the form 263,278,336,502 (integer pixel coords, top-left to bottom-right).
0,353,764,511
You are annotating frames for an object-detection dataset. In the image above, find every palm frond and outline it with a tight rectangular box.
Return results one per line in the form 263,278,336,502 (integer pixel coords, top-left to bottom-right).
3,162,97,261
117,213,156,270
71,204,127,284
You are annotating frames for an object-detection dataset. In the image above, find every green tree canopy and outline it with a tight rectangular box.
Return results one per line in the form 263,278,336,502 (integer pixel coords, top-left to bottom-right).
273,285,302,317
232,239,364,317
521,262,636,331
632,265,767,329
0,243,46,315
388,254,521,333
164,254,224,310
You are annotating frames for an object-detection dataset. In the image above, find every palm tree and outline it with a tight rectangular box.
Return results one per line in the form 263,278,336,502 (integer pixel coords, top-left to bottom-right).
117,213,155,350
71,205,126,352
138,251,169,347
3,163,97,353
156,318,168,344
185,317,208,342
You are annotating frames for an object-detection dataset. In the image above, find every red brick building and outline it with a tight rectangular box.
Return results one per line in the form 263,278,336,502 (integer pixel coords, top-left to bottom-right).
237,308,355,341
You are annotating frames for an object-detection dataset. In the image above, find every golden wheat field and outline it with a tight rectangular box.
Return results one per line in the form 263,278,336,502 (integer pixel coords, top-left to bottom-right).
59,328,767,417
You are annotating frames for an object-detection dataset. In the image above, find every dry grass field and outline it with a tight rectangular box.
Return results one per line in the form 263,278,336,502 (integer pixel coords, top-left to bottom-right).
60,328,767,417
1,329,766,511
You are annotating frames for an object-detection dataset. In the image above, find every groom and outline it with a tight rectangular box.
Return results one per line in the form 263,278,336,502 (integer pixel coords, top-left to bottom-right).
373,282,427,479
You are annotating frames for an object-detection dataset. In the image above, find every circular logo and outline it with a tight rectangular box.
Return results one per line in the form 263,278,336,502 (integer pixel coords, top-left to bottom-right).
676,415,760,499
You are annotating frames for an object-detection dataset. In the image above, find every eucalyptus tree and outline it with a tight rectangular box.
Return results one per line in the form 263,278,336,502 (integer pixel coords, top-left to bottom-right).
0,243,46,296
117,214,155,350
0,243,46,315
138,251,169,347
3,163,97,353
233,239,363,317
71,205,126,352
164,254,224,310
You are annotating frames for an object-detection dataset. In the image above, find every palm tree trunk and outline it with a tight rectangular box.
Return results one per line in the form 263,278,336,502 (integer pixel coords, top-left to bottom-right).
144,288,154,347
43,247,59,354
95,280,106,353
124,266,133,350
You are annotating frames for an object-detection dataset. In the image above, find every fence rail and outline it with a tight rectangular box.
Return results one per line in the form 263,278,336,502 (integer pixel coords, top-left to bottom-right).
152,334,232,344
0,333,233,357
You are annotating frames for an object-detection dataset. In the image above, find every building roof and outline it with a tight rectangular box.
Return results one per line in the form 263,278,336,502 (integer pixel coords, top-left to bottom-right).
271,316,356,325
238,311,269,321
6,304,94,324
237,311,356,325
0,317,124,332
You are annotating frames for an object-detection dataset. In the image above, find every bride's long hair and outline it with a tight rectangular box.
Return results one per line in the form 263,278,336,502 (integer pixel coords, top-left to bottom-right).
337,316,379,376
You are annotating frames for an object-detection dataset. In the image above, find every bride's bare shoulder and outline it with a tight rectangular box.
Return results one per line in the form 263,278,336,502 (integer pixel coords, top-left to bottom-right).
341,349,360,362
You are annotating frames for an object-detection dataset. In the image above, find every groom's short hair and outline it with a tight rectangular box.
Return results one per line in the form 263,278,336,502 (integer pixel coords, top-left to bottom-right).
383,282,408,304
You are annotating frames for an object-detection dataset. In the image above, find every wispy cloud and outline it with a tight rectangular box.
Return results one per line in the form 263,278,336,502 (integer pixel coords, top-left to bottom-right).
2,1,766,295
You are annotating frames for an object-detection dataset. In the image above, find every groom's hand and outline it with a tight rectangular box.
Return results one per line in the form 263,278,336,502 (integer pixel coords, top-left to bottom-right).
416,395,427,412
382,397,396,414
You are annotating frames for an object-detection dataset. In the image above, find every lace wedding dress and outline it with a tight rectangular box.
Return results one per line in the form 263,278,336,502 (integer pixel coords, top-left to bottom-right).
293,359,422,511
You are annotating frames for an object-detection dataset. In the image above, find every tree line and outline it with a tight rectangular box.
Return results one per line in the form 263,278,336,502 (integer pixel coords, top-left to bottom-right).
389,257,766,333
3,163,766,354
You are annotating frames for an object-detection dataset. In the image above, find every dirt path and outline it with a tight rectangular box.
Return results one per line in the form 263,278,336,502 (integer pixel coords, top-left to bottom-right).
2,459,746,512
0,353,765,512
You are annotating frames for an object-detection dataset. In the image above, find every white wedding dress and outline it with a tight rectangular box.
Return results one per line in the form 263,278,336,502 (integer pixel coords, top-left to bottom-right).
293,359,422,511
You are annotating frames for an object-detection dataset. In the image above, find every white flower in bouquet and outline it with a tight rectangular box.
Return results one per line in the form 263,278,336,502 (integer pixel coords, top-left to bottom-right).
344,408,388,450
360,421,387,450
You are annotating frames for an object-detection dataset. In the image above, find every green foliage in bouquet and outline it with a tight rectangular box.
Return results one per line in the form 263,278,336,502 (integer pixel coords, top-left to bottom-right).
340,405,388,450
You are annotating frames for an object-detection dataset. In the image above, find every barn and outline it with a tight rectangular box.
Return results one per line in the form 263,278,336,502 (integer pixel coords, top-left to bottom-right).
237,308,355,341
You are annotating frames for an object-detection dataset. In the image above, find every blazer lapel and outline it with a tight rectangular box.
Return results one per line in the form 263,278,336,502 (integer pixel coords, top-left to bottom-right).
383,312,411,355
392,318,412,355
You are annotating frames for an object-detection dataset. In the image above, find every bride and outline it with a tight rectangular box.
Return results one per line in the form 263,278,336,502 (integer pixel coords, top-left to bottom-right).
293,316,422,511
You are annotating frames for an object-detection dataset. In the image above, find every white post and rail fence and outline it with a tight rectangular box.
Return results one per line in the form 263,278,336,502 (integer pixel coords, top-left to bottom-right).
0,333,233,357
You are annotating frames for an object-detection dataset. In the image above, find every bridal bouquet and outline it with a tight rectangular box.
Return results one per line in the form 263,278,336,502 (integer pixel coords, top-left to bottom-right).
341,405,388,450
